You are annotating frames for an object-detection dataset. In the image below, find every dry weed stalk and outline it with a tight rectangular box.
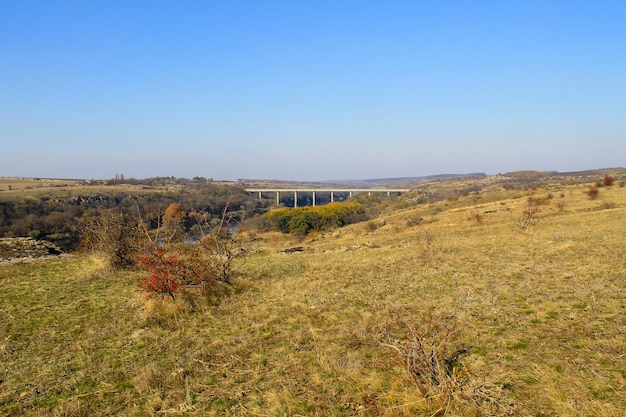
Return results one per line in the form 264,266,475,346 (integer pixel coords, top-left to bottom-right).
412,227,439,263
378,313,518,415
379,314,469,402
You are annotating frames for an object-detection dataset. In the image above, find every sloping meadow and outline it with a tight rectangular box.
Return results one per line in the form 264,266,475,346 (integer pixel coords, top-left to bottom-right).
1,181,625,415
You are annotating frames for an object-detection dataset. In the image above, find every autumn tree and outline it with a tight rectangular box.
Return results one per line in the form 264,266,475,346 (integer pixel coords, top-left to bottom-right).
158,203,187,244
164,203,185,225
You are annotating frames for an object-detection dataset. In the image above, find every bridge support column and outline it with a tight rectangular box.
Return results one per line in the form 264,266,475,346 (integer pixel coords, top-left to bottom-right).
312,191,316,207
349,191,353,198
276,191,280,206
258,191,262,199
331,191,334,202
294,191,297,208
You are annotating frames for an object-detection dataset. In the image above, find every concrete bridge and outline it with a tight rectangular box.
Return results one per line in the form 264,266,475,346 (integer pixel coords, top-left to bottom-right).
245,188,410,207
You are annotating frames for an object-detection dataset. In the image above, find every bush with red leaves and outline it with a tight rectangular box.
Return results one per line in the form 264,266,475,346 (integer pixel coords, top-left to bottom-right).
137,246,204,298
603,175,615,187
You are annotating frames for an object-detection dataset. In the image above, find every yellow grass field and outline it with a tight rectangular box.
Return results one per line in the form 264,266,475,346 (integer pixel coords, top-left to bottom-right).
1,180,625,416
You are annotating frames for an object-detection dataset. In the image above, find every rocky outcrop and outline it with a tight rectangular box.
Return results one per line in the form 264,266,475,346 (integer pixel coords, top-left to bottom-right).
0,237,63,263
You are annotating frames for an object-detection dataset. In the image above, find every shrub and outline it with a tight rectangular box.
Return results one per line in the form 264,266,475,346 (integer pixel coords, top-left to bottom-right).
137,246,205,299
137,206,247,300
177,207,247,288
406,215,424,227
603,175,615,187
586,185,600,200
598,201,617,210
80,210,142,269
527,195,550,206
245,214,271,232
266,208,293,233
517,197,542,231
193,226,246,286
266,202,366,235
467,211,484,224
365,221,378,233
289,210,322,235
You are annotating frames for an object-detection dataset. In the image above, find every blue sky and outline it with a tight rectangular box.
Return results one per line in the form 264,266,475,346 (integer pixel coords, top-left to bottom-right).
1,1,625,181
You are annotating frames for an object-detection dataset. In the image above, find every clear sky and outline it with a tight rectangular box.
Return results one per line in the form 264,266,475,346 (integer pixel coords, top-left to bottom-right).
1,1,625,181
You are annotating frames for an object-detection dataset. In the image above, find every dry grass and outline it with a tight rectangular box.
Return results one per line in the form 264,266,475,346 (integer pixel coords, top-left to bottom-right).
1,181,625,415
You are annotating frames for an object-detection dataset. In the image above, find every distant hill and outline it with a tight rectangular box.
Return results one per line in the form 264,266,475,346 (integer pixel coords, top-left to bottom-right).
503,167,626,180
238,174,487,189
325,173,487,188
240,168,626,193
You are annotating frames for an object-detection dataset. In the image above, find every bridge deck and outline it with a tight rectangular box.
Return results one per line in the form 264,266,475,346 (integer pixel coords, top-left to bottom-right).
245,188,409,192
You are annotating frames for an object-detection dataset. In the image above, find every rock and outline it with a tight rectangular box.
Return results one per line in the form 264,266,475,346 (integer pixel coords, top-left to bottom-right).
282,246,305,253
0,237,63,262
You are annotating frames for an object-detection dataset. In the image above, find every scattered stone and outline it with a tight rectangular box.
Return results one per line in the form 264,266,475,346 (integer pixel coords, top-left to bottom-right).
282,246,305,253
0,237,63,263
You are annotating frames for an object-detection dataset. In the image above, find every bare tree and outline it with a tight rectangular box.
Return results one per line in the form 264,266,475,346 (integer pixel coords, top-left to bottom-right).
192,202,247,285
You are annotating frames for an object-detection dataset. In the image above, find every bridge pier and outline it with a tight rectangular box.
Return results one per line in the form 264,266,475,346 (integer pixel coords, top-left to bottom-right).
246,188,410,208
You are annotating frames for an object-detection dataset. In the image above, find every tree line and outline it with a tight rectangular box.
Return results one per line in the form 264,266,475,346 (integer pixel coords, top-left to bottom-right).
0,184,270,251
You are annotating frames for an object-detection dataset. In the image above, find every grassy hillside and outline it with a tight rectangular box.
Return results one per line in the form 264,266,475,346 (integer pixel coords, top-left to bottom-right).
0,177,233,202
1,180,625,416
